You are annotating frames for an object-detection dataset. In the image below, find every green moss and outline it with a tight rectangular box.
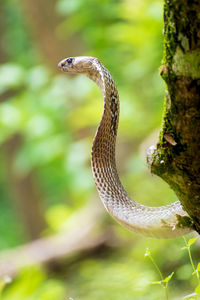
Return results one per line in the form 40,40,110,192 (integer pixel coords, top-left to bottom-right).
151,0,200,231
176,215,194,230
162,2,177,68
172,48,200,79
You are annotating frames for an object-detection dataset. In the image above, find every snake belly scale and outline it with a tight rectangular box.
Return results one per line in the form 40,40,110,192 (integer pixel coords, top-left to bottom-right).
58,56,194,239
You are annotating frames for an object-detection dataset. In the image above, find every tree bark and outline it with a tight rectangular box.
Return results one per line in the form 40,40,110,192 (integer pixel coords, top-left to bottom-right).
148,0,200,233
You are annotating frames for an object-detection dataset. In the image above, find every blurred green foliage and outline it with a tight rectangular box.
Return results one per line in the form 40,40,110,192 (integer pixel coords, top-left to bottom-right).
2,266,66,300
0,0,199,299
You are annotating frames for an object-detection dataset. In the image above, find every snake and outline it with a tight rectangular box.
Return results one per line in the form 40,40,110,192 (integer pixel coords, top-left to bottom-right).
58,56,194,238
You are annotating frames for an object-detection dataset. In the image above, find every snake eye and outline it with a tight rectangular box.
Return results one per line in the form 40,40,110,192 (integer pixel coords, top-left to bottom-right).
66,58,73,64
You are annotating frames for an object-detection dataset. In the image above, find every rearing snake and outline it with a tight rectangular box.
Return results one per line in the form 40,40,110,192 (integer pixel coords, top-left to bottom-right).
58,56,194,238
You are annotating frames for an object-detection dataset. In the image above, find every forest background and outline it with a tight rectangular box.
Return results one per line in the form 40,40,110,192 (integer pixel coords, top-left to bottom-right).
0,0,199,299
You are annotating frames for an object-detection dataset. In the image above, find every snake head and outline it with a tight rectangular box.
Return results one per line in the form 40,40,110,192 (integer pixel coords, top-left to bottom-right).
58,56,99,74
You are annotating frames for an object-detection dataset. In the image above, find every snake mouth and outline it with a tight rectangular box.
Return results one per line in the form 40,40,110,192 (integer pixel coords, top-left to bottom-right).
58,60,67,71
57,61,76,73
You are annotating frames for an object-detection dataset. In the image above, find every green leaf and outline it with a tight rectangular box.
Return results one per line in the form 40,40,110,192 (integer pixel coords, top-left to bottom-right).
196,263,200,272
163,272,174,283
192,270,197,276
195,283,200,295
188,237,198,246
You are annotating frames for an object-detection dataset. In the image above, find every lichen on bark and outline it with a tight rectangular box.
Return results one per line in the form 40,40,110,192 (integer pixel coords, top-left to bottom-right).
173,48,200,78
148,0,200,233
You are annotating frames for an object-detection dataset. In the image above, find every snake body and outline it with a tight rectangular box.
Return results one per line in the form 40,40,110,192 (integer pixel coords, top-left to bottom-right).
58,56,194,238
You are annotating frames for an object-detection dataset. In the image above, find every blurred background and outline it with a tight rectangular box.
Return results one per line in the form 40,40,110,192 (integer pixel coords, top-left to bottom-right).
0,0,199,299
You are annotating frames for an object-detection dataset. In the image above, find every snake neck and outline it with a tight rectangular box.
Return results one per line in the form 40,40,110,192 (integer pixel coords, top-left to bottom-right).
87,61,193,239
89,63,119,167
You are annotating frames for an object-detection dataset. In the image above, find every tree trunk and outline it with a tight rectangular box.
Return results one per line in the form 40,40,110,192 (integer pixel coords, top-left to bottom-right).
2,134,47,240
21,0,85,70
148,0,200,233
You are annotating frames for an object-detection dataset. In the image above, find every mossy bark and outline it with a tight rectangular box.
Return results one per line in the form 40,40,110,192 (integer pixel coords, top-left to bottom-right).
148,0,200,233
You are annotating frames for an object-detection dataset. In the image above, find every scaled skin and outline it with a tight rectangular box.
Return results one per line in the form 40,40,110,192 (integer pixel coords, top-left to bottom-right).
58,56,194,238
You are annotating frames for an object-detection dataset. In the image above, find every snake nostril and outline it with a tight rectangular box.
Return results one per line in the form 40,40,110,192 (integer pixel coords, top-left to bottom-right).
58,60,66,69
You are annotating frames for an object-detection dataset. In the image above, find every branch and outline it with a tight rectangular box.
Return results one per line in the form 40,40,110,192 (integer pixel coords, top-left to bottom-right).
0,202,114,278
